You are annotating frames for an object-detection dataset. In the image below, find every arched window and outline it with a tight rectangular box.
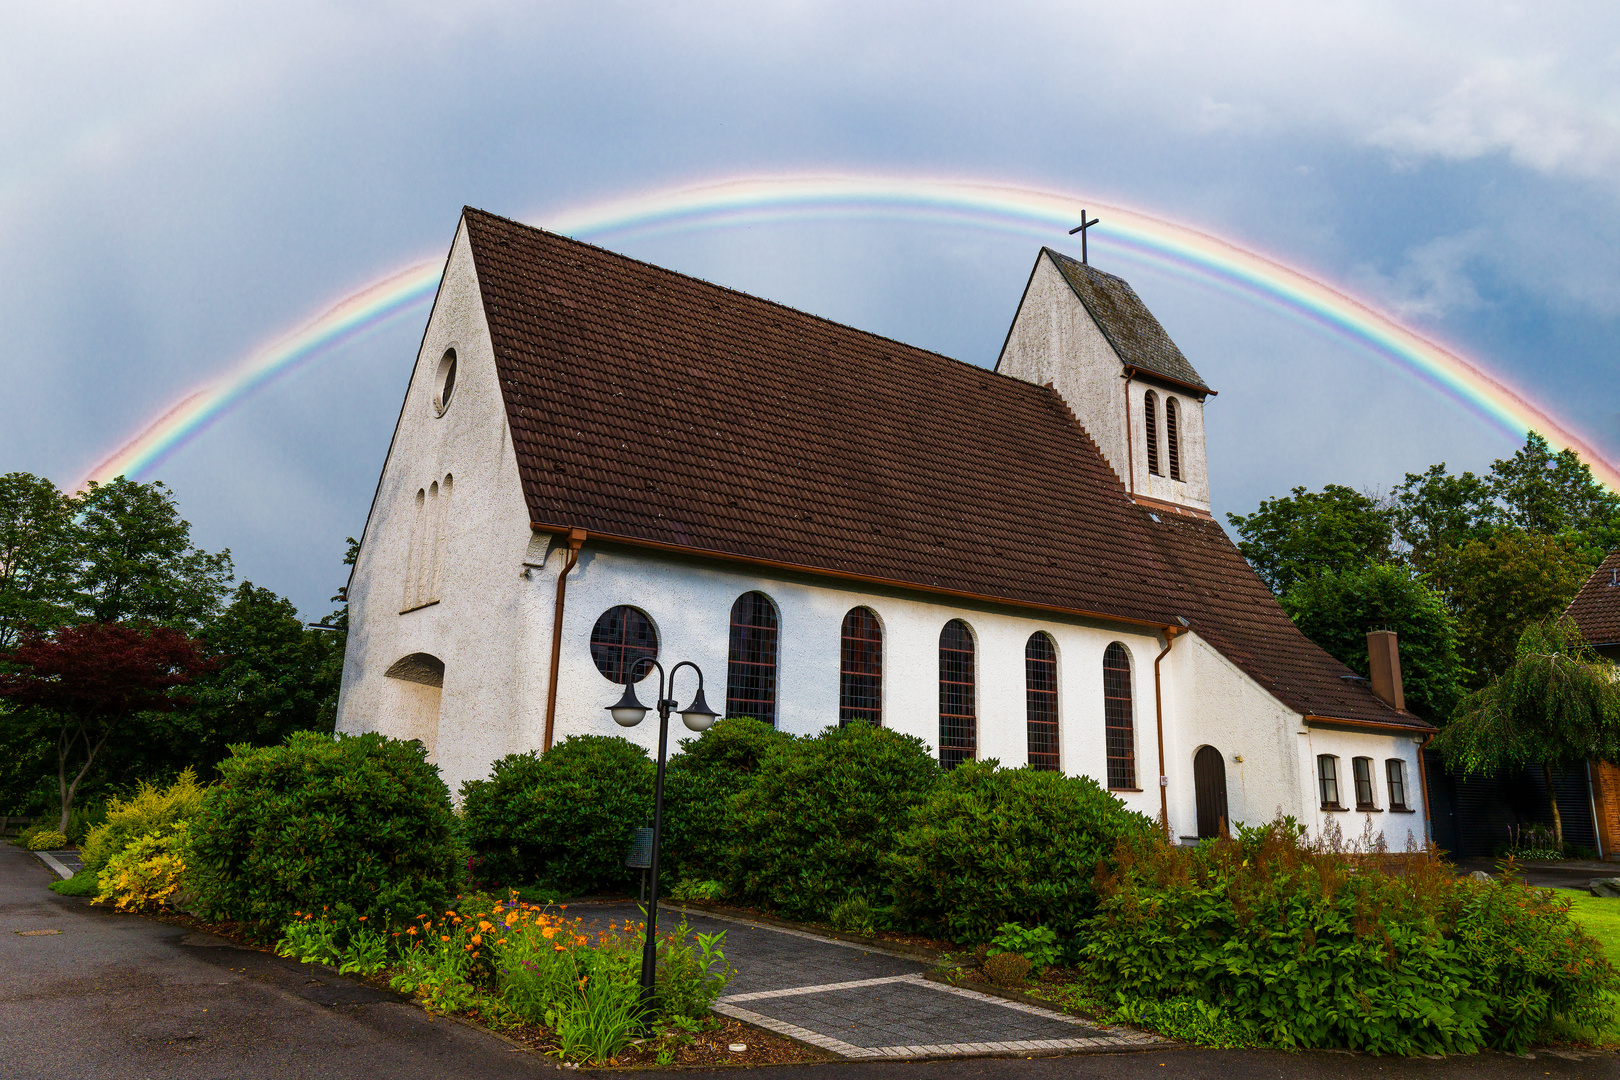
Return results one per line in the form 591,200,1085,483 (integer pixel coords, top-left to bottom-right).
403,474,453,610
1025,632,1059,771
1143,391,1161,476
404,487,425,610
939,620,976,770
840,607,883,727
727,592,779,725
430,474,452,603
589,606,659,684
1165,397,1182,481
1103,643,1136,789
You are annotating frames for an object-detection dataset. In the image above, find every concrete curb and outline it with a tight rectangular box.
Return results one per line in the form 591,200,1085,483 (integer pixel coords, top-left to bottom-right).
34,851,75,880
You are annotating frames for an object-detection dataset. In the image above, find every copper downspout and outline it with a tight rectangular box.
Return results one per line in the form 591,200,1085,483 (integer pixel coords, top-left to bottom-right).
1122,372,1136,495
1416,732,1434,846
1153,625,1182,832
543,528,588,752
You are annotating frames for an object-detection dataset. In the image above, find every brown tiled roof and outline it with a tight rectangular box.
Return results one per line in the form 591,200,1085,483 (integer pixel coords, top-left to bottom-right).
1046,249,1211,394
462,208,1420,730
1566,551,1620,646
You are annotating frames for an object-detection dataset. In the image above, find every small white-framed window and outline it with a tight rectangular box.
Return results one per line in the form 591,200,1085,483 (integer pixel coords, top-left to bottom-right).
433,349,458,416
1318,754,1342,809
1352,756,1377,809
1386,759,1410,811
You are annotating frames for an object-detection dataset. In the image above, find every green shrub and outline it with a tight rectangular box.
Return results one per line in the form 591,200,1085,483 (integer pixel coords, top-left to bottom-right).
48,868,100,896
188,731,459,930
728,722,939,920
886,761,1154,941
661,718,790,880
81,769,206,873
460,735,653,894
94,825,191,911
983,950,1030,987
988,922,1061,975
1083,819,1620,1054
670,878,727,902
828,894,879,936
26,829,68,851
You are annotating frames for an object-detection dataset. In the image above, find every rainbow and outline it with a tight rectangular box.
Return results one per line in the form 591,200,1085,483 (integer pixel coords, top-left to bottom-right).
82,175,1620,492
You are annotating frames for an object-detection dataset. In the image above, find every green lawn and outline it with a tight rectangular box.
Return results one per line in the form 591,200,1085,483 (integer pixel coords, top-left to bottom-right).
1565,893,1620,1045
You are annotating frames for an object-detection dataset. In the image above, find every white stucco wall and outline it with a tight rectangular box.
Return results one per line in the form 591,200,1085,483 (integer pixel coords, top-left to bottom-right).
996,252,1210,511
335,216,538,797
1299,724,1429,851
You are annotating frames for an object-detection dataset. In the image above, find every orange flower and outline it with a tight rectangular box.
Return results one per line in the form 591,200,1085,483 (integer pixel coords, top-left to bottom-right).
478,921,493,932
357,916,367,922
406,927,418,935
441,935,451,942
471,934,482,945
496,939,507,946
542,927,556,940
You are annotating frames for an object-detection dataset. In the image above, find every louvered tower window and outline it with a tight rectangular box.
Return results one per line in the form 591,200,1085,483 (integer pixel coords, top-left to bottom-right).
938,620,976,770
1103,643,1136,789
1025,633,1060,771
1144,391,1161,476
726,592,779,726
1165,397,1182,481
839,607,883,727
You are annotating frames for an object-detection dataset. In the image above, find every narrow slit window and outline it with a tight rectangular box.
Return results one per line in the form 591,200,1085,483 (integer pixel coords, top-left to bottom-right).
1318,755,1341,808
1103,643,1135,789
1352,757,1376,809
1025,633,1060,771
404,487,425,610
1386,759,1409,811
1144,391,1161,476
938,620,976,770
839,607,883,727
726,592,779,726
429,473,452,602
1165,397,1182,481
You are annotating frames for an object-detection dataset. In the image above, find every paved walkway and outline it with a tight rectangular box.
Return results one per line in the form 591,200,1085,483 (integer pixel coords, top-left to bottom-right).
572,902,1159,1060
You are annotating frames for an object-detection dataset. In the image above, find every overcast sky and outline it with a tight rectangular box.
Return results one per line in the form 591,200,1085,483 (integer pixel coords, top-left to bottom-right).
4,1,1618,617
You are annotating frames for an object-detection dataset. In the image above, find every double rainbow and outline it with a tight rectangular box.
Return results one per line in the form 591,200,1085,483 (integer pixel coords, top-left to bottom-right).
81,175,1620,491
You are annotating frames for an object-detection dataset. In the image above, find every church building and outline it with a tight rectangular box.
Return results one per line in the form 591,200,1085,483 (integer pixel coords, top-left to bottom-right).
335,207,1432,846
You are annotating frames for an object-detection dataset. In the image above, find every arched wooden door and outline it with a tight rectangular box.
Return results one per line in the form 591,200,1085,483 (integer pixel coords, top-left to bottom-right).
1194,746,1229,839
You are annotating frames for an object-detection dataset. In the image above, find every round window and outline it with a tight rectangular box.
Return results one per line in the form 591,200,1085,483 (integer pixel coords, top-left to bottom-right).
589,606,658,684
433,349,458,416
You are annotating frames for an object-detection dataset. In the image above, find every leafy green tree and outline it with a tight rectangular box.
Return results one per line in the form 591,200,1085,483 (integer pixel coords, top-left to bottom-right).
0,473,78,652
1428,531,1591,684
1488,433,1620,558
1433,619,1620,849
1280,564,1465,723
1226,484,1394,595
73,477,233,632
1389,463,1495,570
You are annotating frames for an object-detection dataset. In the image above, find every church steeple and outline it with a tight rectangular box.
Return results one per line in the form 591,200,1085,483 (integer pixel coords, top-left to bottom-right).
995,248,1215,514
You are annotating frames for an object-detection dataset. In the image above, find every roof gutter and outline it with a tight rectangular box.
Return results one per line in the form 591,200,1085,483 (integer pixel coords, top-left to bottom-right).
543,527,588,752
1154,624,1184,832
528,522,1177,636
1122,365,1216,399
1301,714,1434,734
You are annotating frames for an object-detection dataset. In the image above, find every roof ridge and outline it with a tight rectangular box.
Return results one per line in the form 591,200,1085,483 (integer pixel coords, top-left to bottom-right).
461,206,1037,387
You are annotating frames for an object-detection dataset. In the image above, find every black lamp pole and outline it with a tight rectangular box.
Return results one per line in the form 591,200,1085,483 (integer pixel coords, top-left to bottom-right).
606,656,716,1020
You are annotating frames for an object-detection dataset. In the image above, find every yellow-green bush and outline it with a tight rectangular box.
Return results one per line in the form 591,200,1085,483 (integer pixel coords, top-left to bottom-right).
81,769,206,873
93,825,191,911
26,829,68,851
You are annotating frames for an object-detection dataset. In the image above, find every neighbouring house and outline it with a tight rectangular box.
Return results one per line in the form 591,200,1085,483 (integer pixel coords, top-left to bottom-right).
334,207,1431,846
1566,550,1620,859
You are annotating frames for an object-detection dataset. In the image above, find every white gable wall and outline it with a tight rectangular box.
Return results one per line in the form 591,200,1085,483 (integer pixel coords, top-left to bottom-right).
335,218,539,797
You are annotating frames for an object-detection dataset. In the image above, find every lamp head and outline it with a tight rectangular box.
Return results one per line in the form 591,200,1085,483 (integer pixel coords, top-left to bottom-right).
679,685,719,732
607,681,649,727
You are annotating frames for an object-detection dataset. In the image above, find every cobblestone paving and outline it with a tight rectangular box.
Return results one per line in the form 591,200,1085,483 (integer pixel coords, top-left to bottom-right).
571,901,1160,1060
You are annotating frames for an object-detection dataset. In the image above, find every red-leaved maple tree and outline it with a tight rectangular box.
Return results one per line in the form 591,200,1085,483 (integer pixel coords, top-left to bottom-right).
0,622,210,832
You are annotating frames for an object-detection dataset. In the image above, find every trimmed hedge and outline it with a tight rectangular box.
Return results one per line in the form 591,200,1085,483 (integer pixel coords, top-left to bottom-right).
727,722,939,919
188,731,459,930
1083,820,1620,1054
460,735,653,894
887,760,1154,942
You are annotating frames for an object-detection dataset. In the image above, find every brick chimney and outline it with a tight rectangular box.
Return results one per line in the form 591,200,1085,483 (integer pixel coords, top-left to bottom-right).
1366,630,1405,711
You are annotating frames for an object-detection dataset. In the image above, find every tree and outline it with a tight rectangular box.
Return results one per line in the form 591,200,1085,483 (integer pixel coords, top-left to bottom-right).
1428,531,1591,684
1433,619,1620,850
1488,433,1620,558
1281,564,1465,724
0,473,77,652
1226,484,1394,596
1389,462,1494,571
0,623,212,831
72,477,233,632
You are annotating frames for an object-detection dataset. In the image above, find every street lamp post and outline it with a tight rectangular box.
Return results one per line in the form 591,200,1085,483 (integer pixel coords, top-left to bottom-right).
605,657,717,1020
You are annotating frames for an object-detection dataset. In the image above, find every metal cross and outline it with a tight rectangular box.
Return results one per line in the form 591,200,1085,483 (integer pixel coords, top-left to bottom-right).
1068,210,1100,264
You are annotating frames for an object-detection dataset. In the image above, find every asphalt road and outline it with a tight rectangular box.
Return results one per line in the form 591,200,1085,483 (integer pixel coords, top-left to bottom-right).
1,843,1616,1079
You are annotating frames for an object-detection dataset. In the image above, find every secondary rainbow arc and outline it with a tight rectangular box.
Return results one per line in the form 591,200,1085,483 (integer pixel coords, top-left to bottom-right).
80,175,1620,493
